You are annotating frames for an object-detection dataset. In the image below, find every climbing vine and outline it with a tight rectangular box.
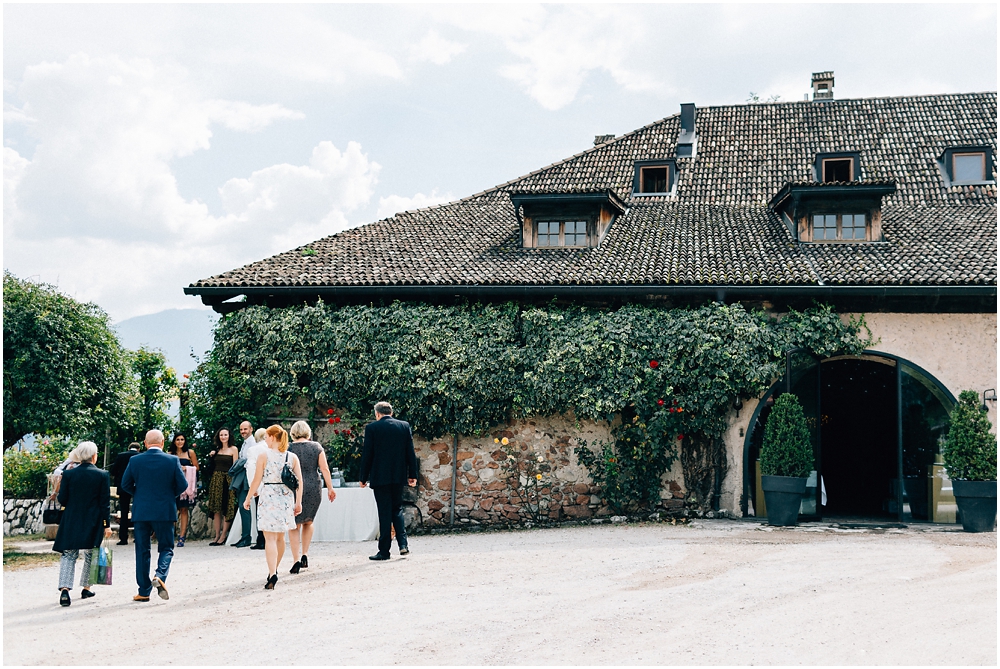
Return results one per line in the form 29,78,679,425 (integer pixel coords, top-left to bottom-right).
186,300,873,511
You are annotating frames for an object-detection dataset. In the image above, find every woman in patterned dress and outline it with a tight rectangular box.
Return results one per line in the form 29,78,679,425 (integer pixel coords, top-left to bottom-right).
206,428,238,545
244,424,303,589
287,421,336,574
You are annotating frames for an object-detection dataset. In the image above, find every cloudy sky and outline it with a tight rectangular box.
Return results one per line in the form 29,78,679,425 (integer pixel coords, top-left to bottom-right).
4,4,996,321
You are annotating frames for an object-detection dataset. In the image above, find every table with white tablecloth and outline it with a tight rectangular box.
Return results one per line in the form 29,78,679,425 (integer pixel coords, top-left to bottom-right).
227,486,379,544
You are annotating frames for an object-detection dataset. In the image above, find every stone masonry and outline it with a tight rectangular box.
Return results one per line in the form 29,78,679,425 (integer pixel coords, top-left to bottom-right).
3,498,47,536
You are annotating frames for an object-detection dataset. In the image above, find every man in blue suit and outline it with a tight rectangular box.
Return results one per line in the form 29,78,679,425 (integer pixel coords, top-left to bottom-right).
121,429,188,602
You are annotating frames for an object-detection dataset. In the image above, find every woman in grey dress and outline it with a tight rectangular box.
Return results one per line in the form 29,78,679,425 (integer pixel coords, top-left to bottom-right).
287,421,336,574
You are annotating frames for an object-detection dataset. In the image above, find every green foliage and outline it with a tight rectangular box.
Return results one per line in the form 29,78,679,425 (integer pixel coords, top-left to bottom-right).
186,300,870,510
759,394,814,478
943,390,997,481
131,347,179,435
3,440,70,498
3,272,134,450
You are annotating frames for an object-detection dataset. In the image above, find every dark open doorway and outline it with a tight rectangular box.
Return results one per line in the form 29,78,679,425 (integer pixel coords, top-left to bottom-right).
820,359,897,517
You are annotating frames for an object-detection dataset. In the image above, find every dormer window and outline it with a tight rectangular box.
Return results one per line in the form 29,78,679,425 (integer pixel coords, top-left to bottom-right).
939,146,994,186
815,152,860,182
511,190,625,249
633,160,676,196
769,181,896,244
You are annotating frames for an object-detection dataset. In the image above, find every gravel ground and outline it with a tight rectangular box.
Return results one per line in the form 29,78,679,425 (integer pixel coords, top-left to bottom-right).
3,520,996,666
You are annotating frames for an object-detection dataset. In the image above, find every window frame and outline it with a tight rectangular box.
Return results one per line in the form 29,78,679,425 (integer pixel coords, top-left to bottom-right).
939,145,994,186
813,152,861,183
807,212,870,243
533,218,592,248
952,152,987,184
632,160,677,196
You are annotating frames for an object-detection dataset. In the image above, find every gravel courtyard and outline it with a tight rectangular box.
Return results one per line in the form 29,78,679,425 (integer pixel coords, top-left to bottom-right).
4,520,996,666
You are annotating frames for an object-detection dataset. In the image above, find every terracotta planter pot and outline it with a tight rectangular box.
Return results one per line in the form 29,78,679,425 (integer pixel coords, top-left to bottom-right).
952,480,997,533
761,475,807,526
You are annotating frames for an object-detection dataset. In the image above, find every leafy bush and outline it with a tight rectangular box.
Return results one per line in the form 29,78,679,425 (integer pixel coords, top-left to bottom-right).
3,440,70,498
943,390,997,481
185,300,870,510
759,393,814,478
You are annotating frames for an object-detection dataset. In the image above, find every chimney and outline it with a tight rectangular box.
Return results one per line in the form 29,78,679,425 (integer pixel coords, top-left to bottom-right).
812,71,834,101
677,103,697,157
594,134,615,146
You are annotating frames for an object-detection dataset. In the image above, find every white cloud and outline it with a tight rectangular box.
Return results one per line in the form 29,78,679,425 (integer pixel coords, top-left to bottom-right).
410,30,467,66
376,189,453,219
3,53,379,319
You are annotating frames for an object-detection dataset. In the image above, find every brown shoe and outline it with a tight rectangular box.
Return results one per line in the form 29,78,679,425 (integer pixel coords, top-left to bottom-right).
153,577,169,600
133,594,150,602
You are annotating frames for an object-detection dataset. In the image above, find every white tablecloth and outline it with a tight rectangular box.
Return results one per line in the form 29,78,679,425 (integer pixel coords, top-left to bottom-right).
228,486,379,544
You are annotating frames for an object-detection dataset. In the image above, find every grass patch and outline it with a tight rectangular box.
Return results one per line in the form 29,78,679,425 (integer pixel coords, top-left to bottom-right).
3,537,60,570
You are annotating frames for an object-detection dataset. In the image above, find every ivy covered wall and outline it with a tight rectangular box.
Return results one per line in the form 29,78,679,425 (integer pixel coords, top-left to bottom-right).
185,301,872,518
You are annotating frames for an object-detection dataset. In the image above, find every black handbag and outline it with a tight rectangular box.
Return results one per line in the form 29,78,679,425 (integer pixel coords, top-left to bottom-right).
281,453,298,491
43,499,63,524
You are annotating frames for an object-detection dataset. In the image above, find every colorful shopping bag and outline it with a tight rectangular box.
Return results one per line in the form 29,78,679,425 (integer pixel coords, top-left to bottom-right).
88,538,113,585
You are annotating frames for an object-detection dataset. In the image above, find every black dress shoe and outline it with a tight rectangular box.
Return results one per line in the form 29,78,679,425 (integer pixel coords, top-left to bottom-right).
233,538,251,548
264,574,277,590
80,589,95,599
116,540,128,546
399,545,409,555
299,554,308,568
369,553,390,561
59,590,71,607
289,561,301,574
250,543,265,550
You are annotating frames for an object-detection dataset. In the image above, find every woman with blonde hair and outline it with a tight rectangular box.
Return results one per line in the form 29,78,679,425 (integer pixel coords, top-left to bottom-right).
287,421,335,574
244,425,303,589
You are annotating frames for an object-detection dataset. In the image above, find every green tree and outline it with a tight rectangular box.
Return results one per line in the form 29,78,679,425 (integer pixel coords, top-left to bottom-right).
3,272,133,451
943,390,997,481
759,393,814,478
131,347,179,435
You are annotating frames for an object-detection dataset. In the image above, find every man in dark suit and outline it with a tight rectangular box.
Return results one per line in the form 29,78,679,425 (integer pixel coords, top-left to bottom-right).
121,429,188,602
360,401,418,561
110,442,141,545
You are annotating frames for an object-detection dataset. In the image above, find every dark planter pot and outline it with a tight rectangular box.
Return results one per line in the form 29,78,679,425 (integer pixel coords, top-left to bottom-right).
952,480,997,533
761,475,807,526
903,477,929,520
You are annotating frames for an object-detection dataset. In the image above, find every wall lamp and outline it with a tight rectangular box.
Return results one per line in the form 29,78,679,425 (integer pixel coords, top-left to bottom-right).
982,388,996,412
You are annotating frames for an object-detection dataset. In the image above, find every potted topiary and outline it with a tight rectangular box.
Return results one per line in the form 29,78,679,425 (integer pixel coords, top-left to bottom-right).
943,390,997,532
759,393,814,526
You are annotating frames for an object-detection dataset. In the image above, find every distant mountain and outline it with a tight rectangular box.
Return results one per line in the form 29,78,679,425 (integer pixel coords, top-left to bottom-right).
114,308,218,375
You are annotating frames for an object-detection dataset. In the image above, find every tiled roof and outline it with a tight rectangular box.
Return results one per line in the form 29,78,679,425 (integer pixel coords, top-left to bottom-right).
191,92,997,292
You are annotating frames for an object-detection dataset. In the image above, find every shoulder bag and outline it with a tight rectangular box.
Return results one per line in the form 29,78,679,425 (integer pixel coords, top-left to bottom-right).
42,498,63,525
281,452,299,491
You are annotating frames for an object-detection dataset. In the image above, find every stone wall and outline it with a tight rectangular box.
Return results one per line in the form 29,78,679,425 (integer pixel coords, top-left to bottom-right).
3,498,47,536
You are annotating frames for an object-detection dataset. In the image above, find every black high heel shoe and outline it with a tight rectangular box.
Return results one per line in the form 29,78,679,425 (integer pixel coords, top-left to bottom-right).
264,574,277,590
299,555,308,569
289,561,301,574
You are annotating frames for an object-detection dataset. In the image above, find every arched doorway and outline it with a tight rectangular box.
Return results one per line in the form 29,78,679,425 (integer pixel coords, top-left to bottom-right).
743,351,956,522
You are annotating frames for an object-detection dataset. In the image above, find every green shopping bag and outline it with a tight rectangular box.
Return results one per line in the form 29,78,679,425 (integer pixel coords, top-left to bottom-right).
88,538,113,586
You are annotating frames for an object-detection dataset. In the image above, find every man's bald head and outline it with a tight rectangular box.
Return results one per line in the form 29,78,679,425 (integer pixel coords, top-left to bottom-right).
239,421,253,439
144,429,165,447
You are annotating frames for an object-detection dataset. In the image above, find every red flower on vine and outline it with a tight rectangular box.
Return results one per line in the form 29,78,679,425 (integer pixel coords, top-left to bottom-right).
345,429,351,435
328,418,335,424
327,408,334,415
677,434,685,441
334,416,341,423
669,407,676,413
657,399,664,406
334,429,340,435
649,360,659,369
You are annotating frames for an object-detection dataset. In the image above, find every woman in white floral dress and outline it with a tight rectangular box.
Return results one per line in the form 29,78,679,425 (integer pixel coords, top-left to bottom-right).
244,425,302,589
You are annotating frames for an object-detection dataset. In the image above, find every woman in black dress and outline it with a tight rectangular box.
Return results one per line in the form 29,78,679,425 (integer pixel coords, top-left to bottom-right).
168,433,198,546
206,428,238,545
287,421,335,573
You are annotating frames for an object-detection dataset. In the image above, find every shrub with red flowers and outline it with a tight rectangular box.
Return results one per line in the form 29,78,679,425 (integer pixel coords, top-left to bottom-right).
322,417,364,481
